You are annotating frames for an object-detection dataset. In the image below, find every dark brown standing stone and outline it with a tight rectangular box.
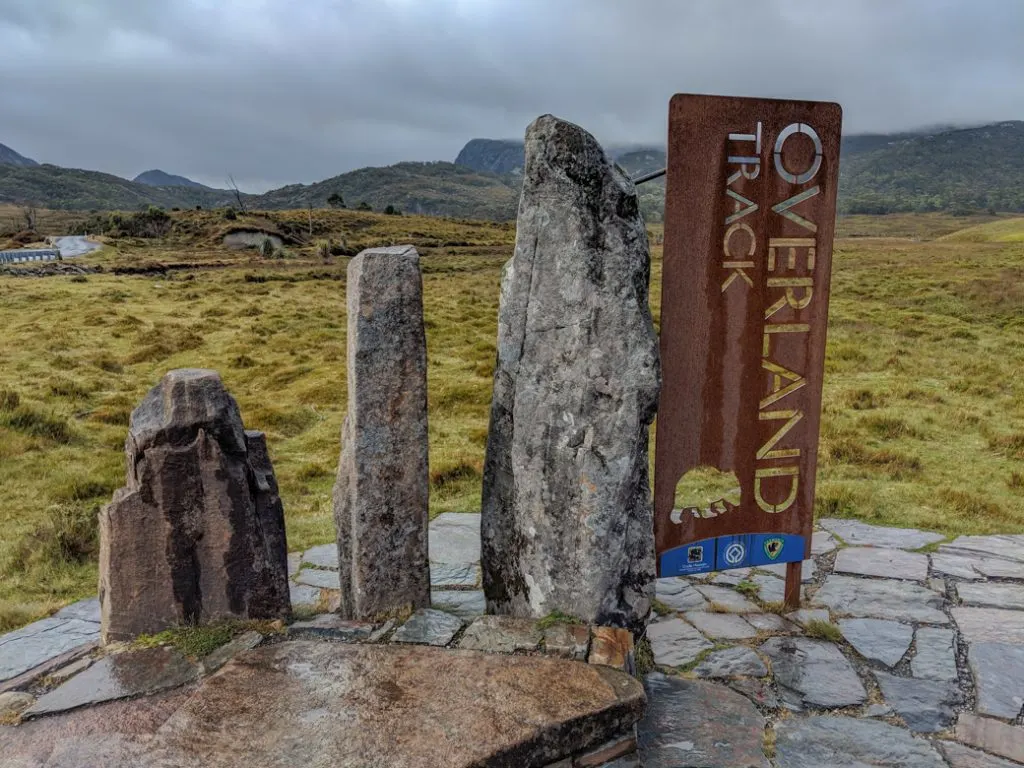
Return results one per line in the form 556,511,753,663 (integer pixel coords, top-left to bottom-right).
332,245,431,621
99,369,290,643
481,115,660,633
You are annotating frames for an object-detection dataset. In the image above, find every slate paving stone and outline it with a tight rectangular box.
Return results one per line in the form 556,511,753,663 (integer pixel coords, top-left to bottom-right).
431,589,486,620
287,552,301,577
692,584,760,613
973,558,1024,580
637,674,769,768
811,530,838,555
709,569,752,587
201,631,263,674
912,627,959,681
863,703,894,718
47,656,94,686
294,568,341,589
729,678,780,710
428,512,481,564
288,582,321,609
684,611,758,640
838,618,914,667
956,715,1024,764
931,553,983,580
928,578,948,595
646,618,712,667
873,671,960,733
429,562,480,588
834,547,929,581
786,608,832,627
750,573,785,603
458,616,541,654
957,582,1024,611
53,598,101,623
0,616,101,684
301,544,339,570
391,609,463,647
693,646,768,678
745,613,797,633
953,608,1024,644
939,740,1024,768
653,578,708,612
813,575,948,623
288,615,374,642
967,643,1024,719
24,647,199,718
941,535,1024,564
759,636,867,708
818,519,945,550
774,715,948,768
756,559,815,582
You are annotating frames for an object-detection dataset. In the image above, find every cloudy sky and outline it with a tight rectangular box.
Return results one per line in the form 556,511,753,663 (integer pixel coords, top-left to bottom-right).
0,0,1021,191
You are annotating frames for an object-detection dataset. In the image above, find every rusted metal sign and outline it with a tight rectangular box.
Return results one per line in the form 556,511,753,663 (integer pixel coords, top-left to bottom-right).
654,94,842,589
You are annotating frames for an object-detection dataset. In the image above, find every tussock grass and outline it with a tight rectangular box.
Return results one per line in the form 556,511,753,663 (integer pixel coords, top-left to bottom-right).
0,212,1022,631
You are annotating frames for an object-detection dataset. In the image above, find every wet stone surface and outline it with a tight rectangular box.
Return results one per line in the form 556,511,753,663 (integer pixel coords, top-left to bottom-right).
760,637,867,709
692,647,767,679
873,671,960,733
0,613,100,686
287,615,374,642
391,609,463,647
774,715,947,768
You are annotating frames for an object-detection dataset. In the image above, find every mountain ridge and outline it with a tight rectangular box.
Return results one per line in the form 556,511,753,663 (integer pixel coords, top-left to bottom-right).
133,169,215,190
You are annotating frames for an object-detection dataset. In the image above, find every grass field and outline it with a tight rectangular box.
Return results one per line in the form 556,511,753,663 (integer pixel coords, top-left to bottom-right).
0,209,1021,631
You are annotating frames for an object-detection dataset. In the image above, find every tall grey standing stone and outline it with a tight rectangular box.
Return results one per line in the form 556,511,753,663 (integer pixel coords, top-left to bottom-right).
99,369,290,644
333,246,430,621
480,115,660,633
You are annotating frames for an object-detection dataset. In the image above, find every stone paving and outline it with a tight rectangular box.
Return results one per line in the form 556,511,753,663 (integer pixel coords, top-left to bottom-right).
3,517,1024,767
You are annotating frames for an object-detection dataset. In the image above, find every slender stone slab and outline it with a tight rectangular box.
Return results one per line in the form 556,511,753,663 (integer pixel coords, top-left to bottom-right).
956,715,1024,764
957,583,1024,611
834,547,929,581
813,575,947,623
912,627,958,681
99,369,290,643
481,115,660,633
775,716,947,768
968,643,1024,720
838,618,913,667
333,246,430,621
818,519,944,550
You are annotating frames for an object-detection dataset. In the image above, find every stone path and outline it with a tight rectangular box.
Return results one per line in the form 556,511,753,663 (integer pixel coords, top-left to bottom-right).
3,517,1024,767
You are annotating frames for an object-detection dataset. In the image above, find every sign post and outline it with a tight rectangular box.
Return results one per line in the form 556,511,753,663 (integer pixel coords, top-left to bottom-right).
654,94,842,609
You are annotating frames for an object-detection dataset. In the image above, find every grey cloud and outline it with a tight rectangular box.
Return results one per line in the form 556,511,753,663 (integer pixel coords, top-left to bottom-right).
0,0,1021,191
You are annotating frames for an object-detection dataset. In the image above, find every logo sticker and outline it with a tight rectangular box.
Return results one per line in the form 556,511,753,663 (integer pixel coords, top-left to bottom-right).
687,545,705,564
724,542,746,566
764,537,784,561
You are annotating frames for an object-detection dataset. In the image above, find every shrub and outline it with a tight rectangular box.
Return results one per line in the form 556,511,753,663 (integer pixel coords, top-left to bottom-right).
260,237,276,259
0,389,19,411
356,201,372,211
224,207,238,221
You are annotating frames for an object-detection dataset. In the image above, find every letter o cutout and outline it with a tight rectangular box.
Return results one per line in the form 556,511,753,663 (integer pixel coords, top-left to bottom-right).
773,123,822,185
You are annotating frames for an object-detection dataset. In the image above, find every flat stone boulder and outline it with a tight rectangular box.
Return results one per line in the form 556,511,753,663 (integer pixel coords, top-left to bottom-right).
813,575,947,624
968,643,1024,719
150,641,646,767
638,674,769,768
957,582,1024,611
759,637,866,708
99,369,290,643
953,608,1024,644
774,715,947,768
693,647,768,678
818,519,944,550
333,246,431,622
392,609,463,647
834,547,928,581
646,618,712,668
838,618,913,667
480,115,660,633
458,616,542,654
912,627,958,681
873,671,960,733
24,646,199,718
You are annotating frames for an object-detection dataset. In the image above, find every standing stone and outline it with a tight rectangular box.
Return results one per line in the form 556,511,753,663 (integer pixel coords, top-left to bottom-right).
333,245,430,621
99,369,290,644
480,115,660,632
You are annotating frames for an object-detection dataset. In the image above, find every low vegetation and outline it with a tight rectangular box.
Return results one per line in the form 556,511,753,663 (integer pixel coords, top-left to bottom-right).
0,209,1021,632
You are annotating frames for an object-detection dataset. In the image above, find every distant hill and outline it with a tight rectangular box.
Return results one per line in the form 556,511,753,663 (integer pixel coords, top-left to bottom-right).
254,161,519,220
0,142,38,168
133,169,212,190
455,139,525,176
